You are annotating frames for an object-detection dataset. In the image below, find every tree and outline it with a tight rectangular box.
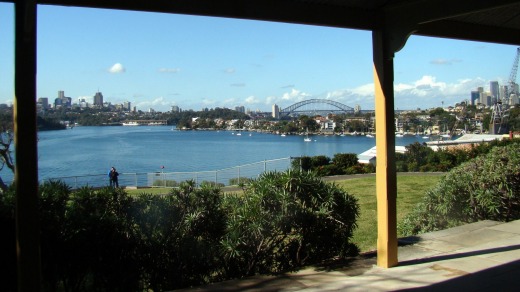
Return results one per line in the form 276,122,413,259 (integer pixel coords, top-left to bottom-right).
0,129,14,193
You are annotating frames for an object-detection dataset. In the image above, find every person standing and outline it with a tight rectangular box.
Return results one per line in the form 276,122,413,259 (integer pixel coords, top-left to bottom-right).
108,168,113,187
111,167,119,188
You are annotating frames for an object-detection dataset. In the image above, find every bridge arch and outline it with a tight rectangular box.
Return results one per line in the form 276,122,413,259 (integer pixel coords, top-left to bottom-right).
280,99,354,116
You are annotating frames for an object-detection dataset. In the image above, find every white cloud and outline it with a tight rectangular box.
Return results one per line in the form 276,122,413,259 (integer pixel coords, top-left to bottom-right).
158,68,181,73
281,88,311,101
202,98,216,105
108,63,126,74
223,98,236,105
245,96,260,104
393,75,487,109
135,96,170,109
224,68,236,74
430,58,462,65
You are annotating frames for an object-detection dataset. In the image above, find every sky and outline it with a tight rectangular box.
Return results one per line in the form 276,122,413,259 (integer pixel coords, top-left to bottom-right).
0,4,518,112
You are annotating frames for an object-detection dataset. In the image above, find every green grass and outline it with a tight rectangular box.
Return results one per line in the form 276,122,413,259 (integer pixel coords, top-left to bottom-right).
335,174,442,253
125,187,173,196
125,174,443,254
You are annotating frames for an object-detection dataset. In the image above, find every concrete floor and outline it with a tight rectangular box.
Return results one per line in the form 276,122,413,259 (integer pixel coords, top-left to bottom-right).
176,220,520,291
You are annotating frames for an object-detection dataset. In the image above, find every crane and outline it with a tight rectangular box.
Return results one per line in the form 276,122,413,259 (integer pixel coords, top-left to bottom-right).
506,47,520,102
489,48,519,134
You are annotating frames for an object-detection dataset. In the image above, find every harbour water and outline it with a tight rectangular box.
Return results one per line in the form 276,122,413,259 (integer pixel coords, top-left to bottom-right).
3,126,428,183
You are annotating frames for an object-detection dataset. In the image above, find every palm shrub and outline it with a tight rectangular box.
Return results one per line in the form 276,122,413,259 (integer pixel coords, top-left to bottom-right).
130,180,226,291
63,186,141,291
220,170,359,278
228,177,253,185
399,142,520,236
0,185,16,291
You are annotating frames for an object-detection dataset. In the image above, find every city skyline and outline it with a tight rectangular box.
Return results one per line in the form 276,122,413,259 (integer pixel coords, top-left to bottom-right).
0,4,518,112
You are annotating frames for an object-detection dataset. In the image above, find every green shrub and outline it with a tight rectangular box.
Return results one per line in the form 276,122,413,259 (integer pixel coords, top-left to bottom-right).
0,185,16,291
315,164,342,176
399,143,520,236
132,180,226,290
200,180,225,188
291,156,312,171
332,153,358,169
152,179,178,187
228,177,253,185
310,155,330,169
221,170,359,277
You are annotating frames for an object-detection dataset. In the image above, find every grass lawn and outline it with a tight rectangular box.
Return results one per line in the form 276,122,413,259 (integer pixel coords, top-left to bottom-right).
335,174,443,253
126,173,443,254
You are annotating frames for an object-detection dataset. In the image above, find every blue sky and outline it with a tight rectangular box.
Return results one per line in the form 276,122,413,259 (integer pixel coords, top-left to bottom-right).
0,4,518,112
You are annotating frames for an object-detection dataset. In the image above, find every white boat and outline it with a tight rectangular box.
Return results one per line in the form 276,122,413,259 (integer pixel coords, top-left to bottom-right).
395,133,403,137
236,132,242,136
281,134,286,137
122,121,139,126
366,134,374,138
304,128,312,142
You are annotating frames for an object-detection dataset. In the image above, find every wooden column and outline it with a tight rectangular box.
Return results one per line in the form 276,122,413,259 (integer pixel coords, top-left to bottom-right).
14,0,41,290
372,30,398,268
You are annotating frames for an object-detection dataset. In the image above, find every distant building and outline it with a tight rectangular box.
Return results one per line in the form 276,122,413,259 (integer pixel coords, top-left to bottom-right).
470,91,480,105
490,81,499,100
54,91,71,109
37,97,49,109
123,101,131,111
354,104,361,113
235,105,245,113
93,92,104,107
272,104,279,119
171,105,180,113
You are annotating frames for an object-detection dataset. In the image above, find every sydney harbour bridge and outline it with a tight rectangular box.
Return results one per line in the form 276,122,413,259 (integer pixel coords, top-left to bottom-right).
279,99,355,117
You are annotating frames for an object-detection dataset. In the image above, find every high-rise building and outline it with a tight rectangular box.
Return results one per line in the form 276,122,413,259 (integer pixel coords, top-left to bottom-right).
171,105,180,113
123,101,131,111
354,104,361,113
490,81,499,100
272,104,279,119
58,90,65,99
235,105,245,113
470,91,480,105
93,92,104,107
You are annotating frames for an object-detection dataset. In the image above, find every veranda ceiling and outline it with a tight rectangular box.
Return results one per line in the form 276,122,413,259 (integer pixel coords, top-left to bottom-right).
2,0,517,46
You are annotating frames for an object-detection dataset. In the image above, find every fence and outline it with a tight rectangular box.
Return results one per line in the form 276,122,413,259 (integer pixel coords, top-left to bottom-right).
41,157,296,189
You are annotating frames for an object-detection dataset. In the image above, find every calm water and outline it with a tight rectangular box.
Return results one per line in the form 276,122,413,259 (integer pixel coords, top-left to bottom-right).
4,126,428,181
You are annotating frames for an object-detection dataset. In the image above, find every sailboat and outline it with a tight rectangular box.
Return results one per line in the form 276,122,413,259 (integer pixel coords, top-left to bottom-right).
304,128,312,142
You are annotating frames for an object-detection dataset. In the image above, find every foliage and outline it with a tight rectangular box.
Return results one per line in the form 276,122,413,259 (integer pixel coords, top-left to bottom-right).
0,185,16,291
151,179,178,187
199,180,225,188
399,142,520,236
0,130,15,192
0,172,361,291
332,153,358,169
310,155,330,168
228,177,253,185
221,170,359,278
291,156,312,171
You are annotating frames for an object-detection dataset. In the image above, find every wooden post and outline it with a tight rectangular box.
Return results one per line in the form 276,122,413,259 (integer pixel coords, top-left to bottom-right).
372,30,398,268
14,0,41,290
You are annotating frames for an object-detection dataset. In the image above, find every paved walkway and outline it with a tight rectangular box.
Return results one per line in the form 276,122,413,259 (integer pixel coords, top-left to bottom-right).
176,220,520,291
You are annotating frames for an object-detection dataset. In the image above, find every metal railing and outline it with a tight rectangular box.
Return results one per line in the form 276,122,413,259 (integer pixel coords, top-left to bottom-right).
41,157,296,189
